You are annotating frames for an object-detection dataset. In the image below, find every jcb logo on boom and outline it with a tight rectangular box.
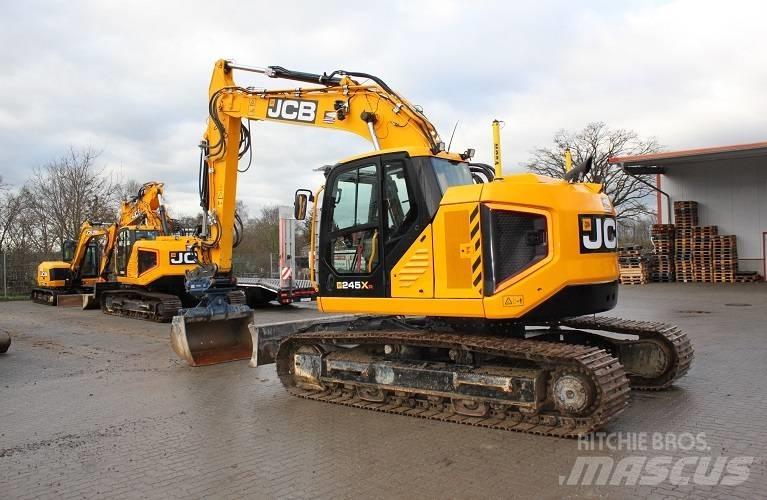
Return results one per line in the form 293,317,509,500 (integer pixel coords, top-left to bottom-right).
336,280,373,290
169,251,197,265
579,215,618,253
266,98,317,123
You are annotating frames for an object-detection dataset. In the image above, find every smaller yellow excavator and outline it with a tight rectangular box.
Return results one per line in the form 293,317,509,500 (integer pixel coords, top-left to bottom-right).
31,221,116,306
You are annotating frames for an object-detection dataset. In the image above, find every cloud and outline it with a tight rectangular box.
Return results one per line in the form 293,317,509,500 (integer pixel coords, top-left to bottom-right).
0,0,765,215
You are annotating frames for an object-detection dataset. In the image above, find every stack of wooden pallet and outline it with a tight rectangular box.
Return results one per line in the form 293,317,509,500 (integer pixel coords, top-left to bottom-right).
673,200,699,226
712,235,737,283
674,201,698,283
650,224,675,282
618,246,649,285
692,225,718,282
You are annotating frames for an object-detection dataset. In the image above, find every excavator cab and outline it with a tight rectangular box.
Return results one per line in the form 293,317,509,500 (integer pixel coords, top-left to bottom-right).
315,151,473,300
61,240,76,263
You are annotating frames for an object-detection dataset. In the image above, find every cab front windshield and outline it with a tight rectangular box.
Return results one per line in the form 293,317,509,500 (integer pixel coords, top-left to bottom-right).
431,158,473,194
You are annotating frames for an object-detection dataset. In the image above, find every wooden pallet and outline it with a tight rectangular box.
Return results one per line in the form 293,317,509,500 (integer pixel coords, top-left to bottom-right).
620,277,648,285
734,272,764,283
651,224,676,234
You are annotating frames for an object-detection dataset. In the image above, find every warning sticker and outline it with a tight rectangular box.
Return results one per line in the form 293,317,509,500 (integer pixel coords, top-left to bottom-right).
502,295,524,307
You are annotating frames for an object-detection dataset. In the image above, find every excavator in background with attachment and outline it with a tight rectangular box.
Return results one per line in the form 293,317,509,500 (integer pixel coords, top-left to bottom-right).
92,182,206,321
170,60,693,437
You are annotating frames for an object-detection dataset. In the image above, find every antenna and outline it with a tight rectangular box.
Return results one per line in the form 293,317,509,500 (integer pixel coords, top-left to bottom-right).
447,121,459,151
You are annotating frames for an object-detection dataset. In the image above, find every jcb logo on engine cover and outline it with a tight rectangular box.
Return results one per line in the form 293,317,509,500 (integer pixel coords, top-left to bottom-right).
169,251,197,265
266,98,317,123
336,280,373,290
579,215,618,253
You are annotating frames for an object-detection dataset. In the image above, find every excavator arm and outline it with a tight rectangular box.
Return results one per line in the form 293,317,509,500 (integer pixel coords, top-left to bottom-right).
172,60,452,366
196,60,445,275
118,182,173,232
95,182,171,280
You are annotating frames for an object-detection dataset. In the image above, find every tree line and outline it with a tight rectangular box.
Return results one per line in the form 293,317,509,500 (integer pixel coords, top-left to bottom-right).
0,148,300,275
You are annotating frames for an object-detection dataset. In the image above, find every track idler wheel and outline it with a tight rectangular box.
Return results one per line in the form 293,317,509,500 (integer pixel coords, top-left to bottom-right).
549,370,596,417
616,338,672,380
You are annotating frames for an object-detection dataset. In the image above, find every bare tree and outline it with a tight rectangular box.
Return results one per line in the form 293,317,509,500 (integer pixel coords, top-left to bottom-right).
524,122,661,220
0,178,25,251
23,147,119,250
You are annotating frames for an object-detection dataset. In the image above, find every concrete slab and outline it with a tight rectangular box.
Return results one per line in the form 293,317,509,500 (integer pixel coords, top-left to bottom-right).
1,284,765,498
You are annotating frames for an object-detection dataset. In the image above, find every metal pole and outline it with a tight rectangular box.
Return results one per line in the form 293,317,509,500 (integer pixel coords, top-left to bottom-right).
3,250,7,299
492,120,503,178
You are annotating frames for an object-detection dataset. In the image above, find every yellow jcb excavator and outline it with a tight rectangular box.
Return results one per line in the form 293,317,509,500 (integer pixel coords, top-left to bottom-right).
32,221,117,306
168,60,693,437
93,182,207,322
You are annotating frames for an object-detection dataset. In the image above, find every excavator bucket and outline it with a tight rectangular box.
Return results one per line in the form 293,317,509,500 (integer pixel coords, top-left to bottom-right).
0,330,11,354
57,293,87,307
170,297,255,367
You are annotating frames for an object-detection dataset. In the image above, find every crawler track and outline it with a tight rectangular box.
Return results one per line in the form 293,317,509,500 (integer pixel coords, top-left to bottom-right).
31,288,67,306
277,330,630,438
558,316,694,390
101,290,182,322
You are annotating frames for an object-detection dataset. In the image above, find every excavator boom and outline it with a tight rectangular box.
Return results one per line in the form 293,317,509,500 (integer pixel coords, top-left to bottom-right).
172,59,452,366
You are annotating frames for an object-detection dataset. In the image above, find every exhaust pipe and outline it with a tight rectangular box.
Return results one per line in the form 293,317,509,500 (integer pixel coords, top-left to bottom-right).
170,295,255,367
0,330,11,353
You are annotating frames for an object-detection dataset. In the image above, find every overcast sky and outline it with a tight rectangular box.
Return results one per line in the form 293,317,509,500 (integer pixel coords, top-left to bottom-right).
1,0,765,216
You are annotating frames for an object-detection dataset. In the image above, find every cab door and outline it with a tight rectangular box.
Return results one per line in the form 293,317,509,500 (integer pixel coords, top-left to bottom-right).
115,228,132,277
318,158,385,297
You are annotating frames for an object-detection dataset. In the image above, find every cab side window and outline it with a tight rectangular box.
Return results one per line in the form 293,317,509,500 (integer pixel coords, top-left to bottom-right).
383,160,415,243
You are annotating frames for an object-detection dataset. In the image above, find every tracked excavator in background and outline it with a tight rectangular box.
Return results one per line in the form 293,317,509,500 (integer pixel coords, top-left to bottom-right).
31,220,117,306
170,60,693,437
94,182,208,322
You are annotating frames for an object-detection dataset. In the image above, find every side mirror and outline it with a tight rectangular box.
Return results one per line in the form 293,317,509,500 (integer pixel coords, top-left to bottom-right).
294,189,313,220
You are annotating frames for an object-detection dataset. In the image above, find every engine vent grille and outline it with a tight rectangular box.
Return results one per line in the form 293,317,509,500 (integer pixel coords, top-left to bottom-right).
482,207,548,295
